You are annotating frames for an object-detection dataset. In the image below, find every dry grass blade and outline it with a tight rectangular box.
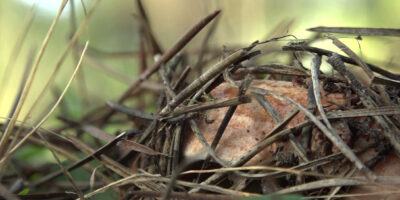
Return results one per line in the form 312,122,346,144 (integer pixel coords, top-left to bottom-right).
327,34,375,85
326,168,357,200
90,166,100,192
83,173,254,199
0,41,89,173
80,173,162,199
122,139,165,156
1,0,100,177
5,2,400,197
182,166,337,179
274,178,366,195
82,124,115,142
276,176,400,196
308,26,400,36
326,106,400,118
0,0,69,159
10,0,100,138
310,54,335,133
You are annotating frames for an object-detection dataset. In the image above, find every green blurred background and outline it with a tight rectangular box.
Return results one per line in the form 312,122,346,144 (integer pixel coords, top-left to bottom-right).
1,0,400,126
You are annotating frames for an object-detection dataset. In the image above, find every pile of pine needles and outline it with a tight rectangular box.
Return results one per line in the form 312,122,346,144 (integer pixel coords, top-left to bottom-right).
2,1,400,200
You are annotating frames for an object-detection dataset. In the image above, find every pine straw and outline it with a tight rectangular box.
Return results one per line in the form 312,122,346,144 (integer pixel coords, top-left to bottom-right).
2,1,400,200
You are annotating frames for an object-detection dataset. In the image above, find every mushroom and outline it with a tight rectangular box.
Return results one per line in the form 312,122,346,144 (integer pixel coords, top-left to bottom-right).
183,79,400,198
183,79,349,165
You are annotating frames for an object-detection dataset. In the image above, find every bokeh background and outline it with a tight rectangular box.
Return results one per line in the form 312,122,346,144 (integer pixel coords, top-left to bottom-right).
1,0,400,126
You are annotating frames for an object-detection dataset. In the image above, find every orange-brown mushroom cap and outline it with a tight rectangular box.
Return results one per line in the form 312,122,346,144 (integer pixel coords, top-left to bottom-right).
183,80,348,165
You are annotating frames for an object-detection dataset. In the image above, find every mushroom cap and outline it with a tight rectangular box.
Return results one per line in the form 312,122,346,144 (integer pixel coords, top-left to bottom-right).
183,80,348,165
